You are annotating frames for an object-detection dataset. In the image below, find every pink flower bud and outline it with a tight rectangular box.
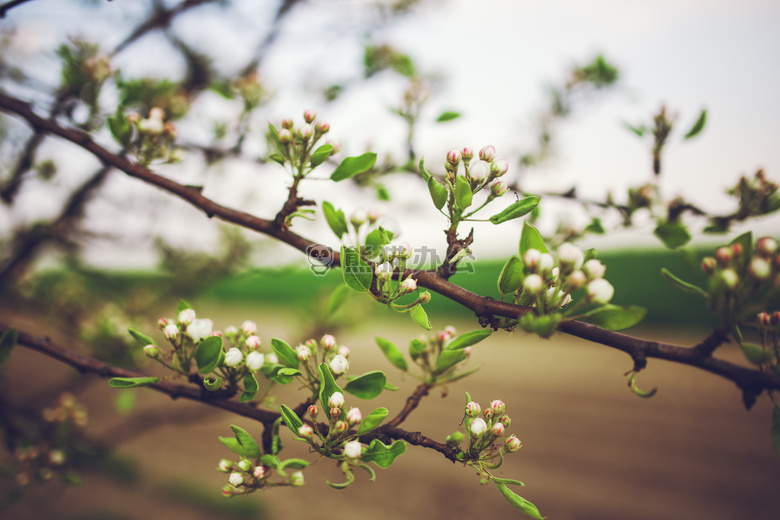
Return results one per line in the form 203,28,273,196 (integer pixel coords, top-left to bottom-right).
245,335,261,349
178,308,196,325
228,472,243,486
491,422,505,436
347,407,362,425
491,159,509,177
334,420,349,433
281,118,294,129
567,270,587,290
470,418,488,437
463,346,473,357
330,407,341,418
757,312,771,326
731,243,744,257
490,399,506,414
491,181,509,197
483,408,494,420
224,348,243,367
500,415,511,427
321,334,337,351
308,405,319,417
337,345,350,358
329,354,349,374
298,124,313,140
143,344,159,358
557,243,584,270
582,259,606,279
419,291,431,304
447,149,462,165
164,323,179,340
367,208,381,224
343,440,362,459
468,160,490,184
315,121,330,134
701,257,717,275
586,278,615,304
715,246,732,267
298,424,314,438
772,311,780,324
221,485,234,497
217,459,232,472
523,274,543,295
505,435,522,452
461,147,474,161
303,109,316,124
479,145,496,162
523,248,542,270
246,351,264,371
241,320,257,335
157,318,169,329
279,128,292,144
296,345,311,361
253,466,266,479
328,392,345,408
757,237,778,257
466,401,481,417
326,139,341,155
400,277,417,293
375,261,393,281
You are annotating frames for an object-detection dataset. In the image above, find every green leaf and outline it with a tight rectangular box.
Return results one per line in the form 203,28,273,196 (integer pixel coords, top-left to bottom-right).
240,372,259,402
128,327,155,347
325,466,355,489
419,158,431,182
445,365,482,383
107,106,132,147
627,371,658,398
494,481,545,519
376,183,390,201
271,417,283,455
365,227,392,255
497,256,524,296
260,454,280,469
427,176,448,210
310,144,333,167
322,201,348,239
740,343,772,365
177,300,193,313
454,175,472,210
318,362,342,408
446,329,493,350
729,231,753,260
684,109,707,139
271,338,299,369
330,152,377,181
269,152,286,166
577,305,646,331
375,337,408,371
488,196,541,225
203,376,222,391
410,304,432,330
229,425,262,458
436,111,461,122
493,477,526,487
0,328,17,364
357,407,389,435
622,121,645,137
585,217,605,234
408,339,424,361
195,336,224,373
361,439,406,468
519,221,548,255
434,349,467,374
344,371,387,399
108,377,159,388
341,246,373,292
771,406,780,460
326,284,351,315
280,404,304,433
660,268,709,298
654,222,691,249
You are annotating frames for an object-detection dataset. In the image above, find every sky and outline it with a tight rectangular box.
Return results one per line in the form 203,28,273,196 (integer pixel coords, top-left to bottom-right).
3,0,780,268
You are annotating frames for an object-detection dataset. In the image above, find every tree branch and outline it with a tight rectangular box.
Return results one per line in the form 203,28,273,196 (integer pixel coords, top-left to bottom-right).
2,89,780,401
0,0,34,18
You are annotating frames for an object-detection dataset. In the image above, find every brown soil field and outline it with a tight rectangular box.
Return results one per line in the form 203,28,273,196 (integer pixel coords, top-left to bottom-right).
3,304,780,520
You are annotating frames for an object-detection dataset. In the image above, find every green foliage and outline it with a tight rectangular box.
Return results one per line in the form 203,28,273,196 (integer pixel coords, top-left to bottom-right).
446,329,493,350
340,246,372,292
330,153,378,181
196,336,225,373
436,111,461,122
0,328,16,364
360,439,406,468
357,408,389,435
684,109,707,139
488,196,540,225
577,305,647,331
375,337,408,371
108,376,159,388
410,303,431,330
344,371,387,399
497,256,524,296
322,201,349,239
654,222,691,249
519,221,548,255
493,479,545,519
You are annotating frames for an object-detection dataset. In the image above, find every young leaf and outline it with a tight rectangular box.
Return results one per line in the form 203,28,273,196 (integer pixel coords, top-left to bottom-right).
684,109,707,139
427,177,448,210
740,343,772,365
230,425,262,458
107,106,132,147
577,305,647,331
627,371,658,398
771,406,780,460
309,144,333,167
271,338,299,369
434,349,467,374
177,300,193,313
446,329,493,350
280,404,304,433
654,222,691,249
108,377,159,388
365,227,392,255
488,196,540,225
497,256,524,296
376,182,390,201
585,217,605,234
357,407,389,435
622,121,645,137
344,371,387,399
341,246,373,292
454,175,472,210
361,439,406,468
375,337,408,371
318,362,342,408
494,481,545,519
325,466,355,490
408,338,424,361
519,221,549,255
729,231,754,260
203,376,222,391
218,436,253,459
660,268,709,298
127,327,155,347
327,284,352,315
330,152,377,181
240,372,259,402
195,336,224,373
419,158,431,182
410,304,432,330
0,327,17,364
322,201,348,239
271,417,283,455
436,111,461,122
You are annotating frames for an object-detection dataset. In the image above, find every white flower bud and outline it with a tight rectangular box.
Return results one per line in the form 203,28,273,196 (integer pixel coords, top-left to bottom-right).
583,259,606,279
217,459,232,472
343,440,362,459
245,335,261,349
224,348,243,367
329,354,349,375
567,270,587,290
337,345,350,358
400,277,417,293
290,471,305,487
466,401,481,417
347,407,362,425
523,274,543,295
479,145,496,162
143,344,159,358
328,392,345,408
164,323,179,340
491,158,509,176
469,418,488,438
557,243,584,270
241,320,257,335
375,261,393,281
178,308,196,325
228,472,243,486
296,345,311,361
298,424,314,438
586,278,614,304
468,160,490,183
523,248,542,270
538,253,555,273
245,351,265,371
253,466,266,479
491,422,505,436
350,208,367,227
749,257,771,280
321,334,336,350
187,318,213,342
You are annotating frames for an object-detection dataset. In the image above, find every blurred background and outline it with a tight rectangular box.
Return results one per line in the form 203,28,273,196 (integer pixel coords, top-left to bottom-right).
1,0,780,518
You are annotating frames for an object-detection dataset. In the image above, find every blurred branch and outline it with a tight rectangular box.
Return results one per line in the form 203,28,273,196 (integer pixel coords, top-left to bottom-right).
2,89,780,404
0,0,34,18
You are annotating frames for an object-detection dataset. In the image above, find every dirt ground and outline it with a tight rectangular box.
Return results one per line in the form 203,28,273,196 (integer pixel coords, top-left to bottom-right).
3,305,780,520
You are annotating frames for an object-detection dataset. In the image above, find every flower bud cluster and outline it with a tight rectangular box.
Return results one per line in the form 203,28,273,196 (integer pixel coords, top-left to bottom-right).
270,109,336,174
41,392,88,428
444,144,510,196
408,326,475,383
122,106,181,166
218,456,270,496
462,396,521,458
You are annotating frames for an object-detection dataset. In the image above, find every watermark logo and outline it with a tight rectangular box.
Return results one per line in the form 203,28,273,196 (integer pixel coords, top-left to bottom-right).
306,244,477,276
